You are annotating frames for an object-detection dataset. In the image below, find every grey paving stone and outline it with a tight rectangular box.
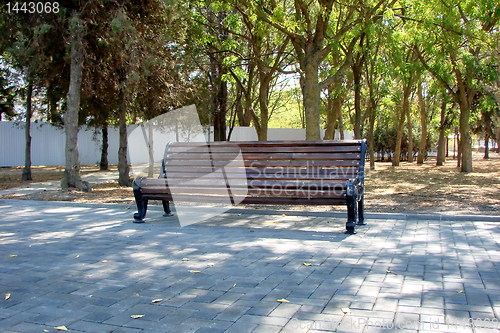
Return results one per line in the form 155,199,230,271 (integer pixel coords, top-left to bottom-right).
238,314,290,326
251,324,282,333
10,322,54,333
213,304,250,322
109,327,143,333
224,320,258,333
69,320,121,332
0,200,499,333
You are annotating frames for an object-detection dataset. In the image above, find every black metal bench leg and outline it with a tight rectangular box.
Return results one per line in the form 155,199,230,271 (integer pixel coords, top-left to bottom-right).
345,181,357,234
133,181,148,223
357,197,366,225
162,200,173,216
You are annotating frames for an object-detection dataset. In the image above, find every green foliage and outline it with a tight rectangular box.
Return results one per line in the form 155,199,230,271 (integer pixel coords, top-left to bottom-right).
0,0,498,169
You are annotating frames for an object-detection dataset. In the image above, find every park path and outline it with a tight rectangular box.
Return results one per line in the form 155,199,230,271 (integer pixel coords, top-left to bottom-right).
0,199,499,332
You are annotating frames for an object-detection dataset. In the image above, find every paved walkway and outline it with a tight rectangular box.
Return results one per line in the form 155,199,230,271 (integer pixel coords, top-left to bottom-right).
0,199,499,333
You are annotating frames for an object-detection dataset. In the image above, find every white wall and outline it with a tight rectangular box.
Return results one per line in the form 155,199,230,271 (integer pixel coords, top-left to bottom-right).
0,121,352,167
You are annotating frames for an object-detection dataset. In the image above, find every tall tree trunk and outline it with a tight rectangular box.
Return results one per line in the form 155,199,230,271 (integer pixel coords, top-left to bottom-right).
406,101,413,162
211,57,227,142
323,85,342,140
235,85,249,127
256,76,271,141
454,65,473,172
117,73,130,186
147,122,154,177
338,111,345,140
99,122,109,171
22,80,33,181
393,87,411,166
214,77,227,141
484,134,489,159
367,99,376,170
62,14,89,191
458,102,471,172
302,62,321,140
352,62,363,139
436,97,447,166
417,81,427,164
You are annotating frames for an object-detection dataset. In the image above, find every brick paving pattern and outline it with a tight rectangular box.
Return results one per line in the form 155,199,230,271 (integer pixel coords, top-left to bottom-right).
0,200,498,332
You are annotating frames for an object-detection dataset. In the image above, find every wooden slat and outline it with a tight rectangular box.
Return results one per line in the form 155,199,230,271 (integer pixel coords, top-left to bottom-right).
143,186,345,198
241,197,347,205
168,140,363,147
164,159,360,168
164,174,355,183
140,193,348,205
242,160,360,167
166,152,361,161
163,168,358,178
167,145,361,154
159,179,347,189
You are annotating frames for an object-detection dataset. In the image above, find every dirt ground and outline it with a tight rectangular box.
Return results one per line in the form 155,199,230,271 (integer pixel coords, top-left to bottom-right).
1,153,499,216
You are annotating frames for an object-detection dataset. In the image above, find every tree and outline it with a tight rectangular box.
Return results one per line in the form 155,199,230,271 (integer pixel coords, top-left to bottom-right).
231,4,292,140
239,0,396,140
0,7,63,181
391,49,418,166
62,13,90,191
413,0,499,172
363,25,390,169
416,77,427,164
0,65,16,121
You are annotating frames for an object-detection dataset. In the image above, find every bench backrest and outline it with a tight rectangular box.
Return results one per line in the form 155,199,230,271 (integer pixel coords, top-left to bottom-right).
157,140,366,205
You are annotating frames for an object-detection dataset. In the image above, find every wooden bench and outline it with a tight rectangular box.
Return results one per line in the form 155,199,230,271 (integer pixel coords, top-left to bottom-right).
132,140,367,234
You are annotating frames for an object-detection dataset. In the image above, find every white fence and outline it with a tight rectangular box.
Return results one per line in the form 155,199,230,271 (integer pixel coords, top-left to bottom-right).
0,121,352,167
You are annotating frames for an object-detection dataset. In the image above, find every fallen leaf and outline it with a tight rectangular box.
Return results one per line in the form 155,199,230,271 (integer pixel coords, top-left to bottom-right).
456,290,464,294
341,307,351,314
43,330,49,332
281,214,286,217
125,206,131,210
66,218,73,221
5,293,11,300
277,298,290,303
303,262,313,266
54,326,69,331
151,298,163,303
100,260,108,263
189,270,202,274
8,254,17,258
130,314,145,319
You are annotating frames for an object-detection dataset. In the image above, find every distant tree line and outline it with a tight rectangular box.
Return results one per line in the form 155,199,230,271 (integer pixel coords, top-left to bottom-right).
0,0,498,189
